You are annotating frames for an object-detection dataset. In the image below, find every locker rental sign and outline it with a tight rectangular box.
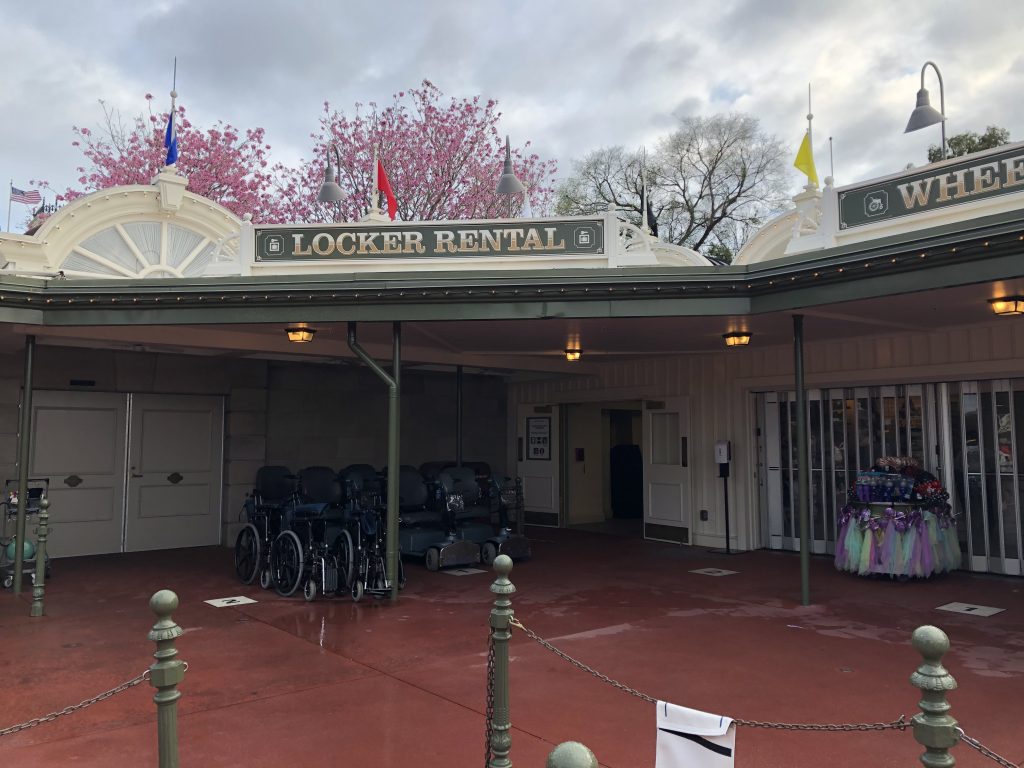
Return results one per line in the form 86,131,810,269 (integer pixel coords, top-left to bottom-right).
254,218,605,261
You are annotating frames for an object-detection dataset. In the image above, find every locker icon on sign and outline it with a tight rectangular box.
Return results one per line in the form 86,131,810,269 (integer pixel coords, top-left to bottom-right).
574,226,596,248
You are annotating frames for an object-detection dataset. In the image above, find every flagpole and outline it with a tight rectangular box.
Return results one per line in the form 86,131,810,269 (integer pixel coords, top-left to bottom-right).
807,83,813,144
640,147,649,235
6,180,12,232
829,136,835,180
371,145,380,216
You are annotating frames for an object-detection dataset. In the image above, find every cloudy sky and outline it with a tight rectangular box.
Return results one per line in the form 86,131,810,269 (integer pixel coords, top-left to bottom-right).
2,0,1023,215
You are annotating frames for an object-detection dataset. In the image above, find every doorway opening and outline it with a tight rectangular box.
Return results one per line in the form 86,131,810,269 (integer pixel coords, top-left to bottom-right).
565,400,644,537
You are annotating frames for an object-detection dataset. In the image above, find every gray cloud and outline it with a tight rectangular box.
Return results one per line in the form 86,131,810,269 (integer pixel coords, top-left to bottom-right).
2,0,1023,221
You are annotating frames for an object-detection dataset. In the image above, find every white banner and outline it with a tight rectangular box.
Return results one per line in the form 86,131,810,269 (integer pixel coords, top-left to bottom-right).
656,701,735,768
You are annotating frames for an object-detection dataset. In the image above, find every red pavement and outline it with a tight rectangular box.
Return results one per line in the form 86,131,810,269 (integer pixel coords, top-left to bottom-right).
0,528,1021,767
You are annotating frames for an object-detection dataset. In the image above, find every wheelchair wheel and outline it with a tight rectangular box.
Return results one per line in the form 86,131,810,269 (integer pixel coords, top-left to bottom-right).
270,530,303,597
334,530,355,591
350,578,364,603
259,567,272,590
481,541,499,567
424,547,440,572
303,579,317,602
234,524,261,584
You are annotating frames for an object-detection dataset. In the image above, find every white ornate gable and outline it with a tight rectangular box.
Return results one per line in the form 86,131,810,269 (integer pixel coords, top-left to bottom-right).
0,171,242,278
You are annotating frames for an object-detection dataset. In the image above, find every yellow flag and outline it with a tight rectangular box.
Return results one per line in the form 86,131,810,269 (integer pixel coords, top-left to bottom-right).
793,131,818,186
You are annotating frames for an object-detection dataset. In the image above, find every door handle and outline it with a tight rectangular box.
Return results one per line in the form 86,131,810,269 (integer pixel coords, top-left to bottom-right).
167,472,183,485
131,473,144,478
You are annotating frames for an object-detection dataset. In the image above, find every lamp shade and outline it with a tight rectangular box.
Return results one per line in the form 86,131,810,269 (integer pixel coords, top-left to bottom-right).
285,325,316,343
989,297,1024,316
904,87,945,133
495,135,526,195
317,163,345,203
722,332,751,347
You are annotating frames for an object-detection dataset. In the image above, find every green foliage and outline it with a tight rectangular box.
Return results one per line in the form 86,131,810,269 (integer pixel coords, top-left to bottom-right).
927,125,1010,163
705,242,734,264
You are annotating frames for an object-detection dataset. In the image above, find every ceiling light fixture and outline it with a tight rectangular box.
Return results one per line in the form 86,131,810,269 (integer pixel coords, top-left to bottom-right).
564,346,582,361
722,331,752,347
988,297,1024,316
285,324,316,343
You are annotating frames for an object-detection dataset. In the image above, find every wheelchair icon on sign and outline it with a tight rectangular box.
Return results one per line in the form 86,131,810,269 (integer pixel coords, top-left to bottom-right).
863,190,888,218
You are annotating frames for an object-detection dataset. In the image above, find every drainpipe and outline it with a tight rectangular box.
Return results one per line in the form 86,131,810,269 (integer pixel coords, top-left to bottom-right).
793,315,811,606
13,335,35,595
456,365,464,467
348,322,401,603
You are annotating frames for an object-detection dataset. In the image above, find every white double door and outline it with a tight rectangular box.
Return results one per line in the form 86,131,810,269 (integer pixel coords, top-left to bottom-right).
29,391,223,558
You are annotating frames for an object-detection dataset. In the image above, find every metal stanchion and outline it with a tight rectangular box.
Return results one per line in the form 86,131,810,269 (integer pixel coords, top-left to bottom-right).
149,590,186,768
910,625,959,767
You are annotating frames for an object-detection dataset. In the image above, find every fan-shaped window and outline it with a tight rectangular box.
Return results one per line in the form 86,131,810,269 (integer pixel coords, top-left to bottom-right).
59,221,236,279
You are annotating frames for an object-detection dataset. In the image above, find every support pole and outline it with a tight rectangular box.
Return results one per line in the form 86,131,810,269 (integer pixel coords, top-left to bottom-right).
390,322,401,602
13,334,35,595
348,322,401,602
29,496,48,617
910,625,959,766
488,554,515,767
456,364,464,467
149,590,185,768
793,315,811,606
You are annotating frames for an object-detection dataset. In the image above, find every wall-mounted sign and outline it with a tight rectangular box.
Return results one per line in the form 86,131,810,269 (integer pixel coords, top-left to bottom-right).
254,217,605,261
527,416,551,461
838,144,1024,229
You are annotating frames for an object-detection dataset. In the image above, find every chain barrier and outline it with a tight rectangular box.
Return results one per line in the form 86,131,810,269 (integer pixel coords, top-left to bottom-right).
484,631,496,768
510,617,908,733
958,729,1021,768
0,669,151,738
509,617,656,704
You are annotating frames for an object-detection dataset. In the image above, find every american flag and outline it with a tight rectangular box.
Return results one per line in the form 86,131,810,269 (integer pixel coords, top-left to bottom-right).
10,187,42,205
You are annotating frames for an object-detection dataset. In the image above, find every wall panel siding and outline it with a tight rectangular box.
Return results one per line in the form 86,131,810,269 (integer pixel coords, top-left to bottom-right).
509,317,1024,551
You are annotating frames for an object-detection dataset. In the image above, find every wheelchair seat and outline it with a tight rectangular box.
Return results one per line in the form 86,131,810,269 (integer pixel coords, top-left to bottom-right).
254,465,296,507
397,466,439,526
418,461,454,481
341,464,381,495
292,466,346,521
439,466,491,521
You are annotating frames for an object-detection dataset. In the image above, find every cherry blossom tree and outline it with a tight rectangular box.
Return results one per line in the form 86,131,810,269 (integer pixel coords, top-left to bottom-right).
44,82,556,225
276,80,557,223
41,95,283,222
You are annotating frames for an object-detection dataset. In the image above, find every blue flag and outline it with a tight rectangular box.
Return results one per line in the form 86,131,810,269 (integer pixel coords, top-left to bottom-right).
164,109,179,165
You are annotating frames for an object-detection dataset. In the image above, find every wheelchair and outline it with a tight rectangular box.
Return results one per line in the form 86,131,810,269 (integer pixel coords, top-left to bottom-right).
234,466,296,588
438,465,531,566
394,465,480,571
345,500,405,602
268,466,349,601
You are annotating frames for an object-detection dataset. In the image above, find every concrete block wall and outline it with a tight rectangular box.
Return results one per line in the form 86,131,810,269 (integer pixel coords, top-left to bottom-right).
223,382,268,545
265,362,508,475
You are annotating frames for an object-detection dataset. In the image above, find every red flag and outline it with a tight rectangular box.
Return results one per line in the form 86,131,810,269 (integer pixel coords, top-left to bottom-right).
377,158,397,220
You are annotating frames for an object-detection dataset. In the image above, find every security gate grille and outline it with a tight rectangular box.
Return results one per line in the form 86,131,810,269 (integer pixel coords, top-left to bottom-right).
760,381,1024,576
762,385,929,555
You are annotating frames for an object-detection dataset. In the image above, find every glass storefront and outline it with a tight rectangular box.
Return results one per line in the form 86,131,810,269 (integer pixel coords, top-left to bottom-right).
759,381,1024,576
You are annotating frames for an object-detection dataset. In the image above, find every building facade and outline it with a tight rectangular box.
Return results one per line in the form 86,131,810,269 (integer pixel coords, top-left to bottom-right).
2,144,1023,577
